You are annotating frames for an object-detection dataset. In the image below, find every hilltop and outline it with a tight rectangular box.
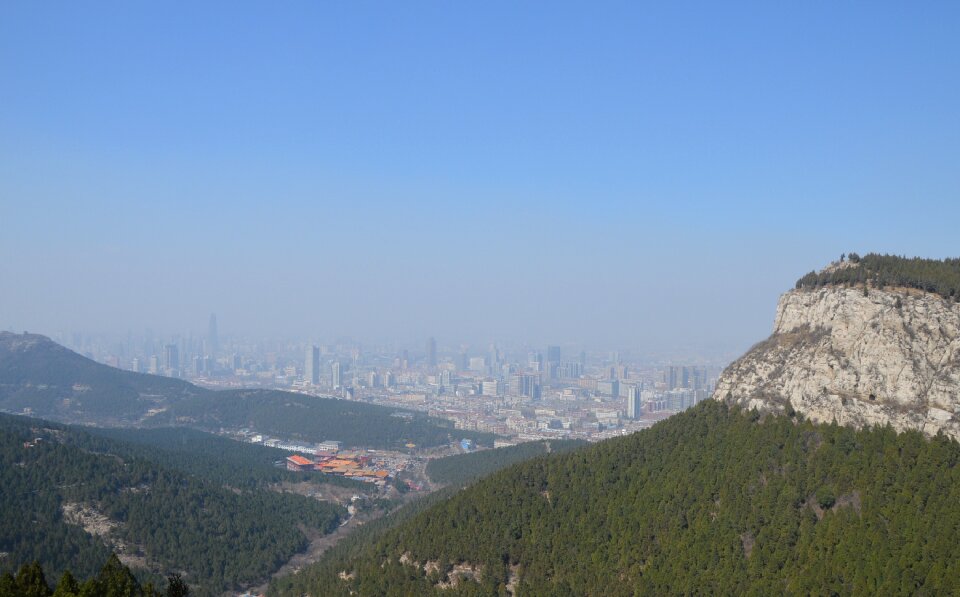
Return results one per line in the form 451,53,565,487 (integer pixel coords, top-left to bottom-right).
717,254,960,439
0,332,201,424
795,253,960,301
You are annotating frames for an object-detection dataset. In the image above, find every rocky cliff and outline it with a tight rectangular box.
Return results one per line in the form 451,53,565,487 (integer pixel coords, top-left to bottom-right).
715,272,960,439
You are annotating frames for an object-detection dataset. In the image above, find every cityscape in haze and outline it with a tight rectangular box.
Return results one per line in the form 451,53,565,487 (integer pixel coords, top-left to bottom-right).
3,2,960,595
48,313,724,445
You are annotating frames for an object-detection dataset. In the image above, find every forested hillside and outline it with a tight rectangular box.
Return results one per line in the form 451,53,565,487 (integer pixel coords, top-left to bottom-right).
88,426,365,490
156,389,496,450
0,332,201,423
0,413,344,596
426,440,586,486
796,253,960,300
274,400,960,596
269,442,588,595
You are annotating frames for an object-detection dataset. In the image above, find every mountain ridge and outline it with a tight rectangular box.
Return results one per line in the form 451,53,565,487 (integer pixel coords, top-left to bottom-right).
0,331,201,424
715,256,960,439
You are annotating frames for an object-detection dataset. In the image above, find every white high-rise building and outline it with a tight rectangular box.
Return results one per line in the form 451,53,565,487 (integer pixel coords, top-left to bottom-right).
626,385,642,419
331,361,341,389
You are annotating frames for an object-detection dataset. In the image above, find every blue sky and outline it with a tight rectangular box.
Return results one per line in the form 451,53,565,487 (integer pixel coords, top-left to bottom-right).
1,2,959,353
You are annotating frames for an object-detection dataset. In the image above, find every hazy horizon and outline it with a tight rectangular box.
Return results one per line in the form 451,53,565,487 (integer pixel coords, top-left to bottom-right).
3,3,959,353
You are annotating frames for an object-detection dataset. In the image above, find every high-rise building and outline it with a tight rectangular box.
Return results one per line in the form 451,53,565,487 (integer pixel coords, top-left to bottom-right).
547,345,561,363
331,361,341,389
305,345,320,385
509,373,540,399
626,385,642,419
560,362,583,379
163,344,180,373
426,337,437,368
488,344,500,370
546,345,561,380
148,355,160,375
692,367,706,390
528,352,543,372
207,313,219,358
666,366,680,390
481,379,501,397
597,379,619,397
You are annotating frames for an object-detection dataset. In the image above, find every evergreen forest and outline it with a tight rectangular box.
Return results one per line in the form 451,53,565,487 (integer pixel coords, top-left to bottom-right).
273,400,960,596
426,439,586,486
0,413,344,596
796,253,960,301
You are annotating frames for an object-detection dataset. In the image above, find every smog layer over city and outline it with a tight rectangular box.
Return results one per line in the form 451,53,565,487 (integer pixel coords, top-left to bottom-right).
2,3,960,597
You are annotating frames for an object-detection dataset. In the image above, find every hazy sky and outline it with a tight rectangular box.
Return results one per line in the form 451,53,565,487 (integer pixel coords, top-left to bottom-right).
2,2,959,353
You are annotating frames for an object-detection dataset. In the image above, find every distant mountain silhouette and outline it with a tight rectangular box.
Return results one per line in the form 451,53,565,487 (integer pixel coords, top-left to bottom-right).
0,332,201,423
0,332,495,449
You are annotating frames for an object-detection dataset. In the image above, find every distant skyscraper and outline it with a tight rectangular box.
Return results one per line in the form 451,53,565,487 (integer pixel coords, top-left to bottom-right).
546,345,561,380
667,366,680,390
481,379,501,397
509,373,540,399
626,385,642,419
207,313,219,357
488,344,500,369
148,355,160,375
163,344,180,372
305,345,320,385
528,352,543,372
331,361,341,389
427,337,437,368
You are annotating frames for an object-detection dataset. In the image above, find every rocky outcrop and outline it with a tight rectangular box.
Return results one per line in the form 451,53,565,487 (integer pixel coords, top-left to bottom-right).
715,281,960,439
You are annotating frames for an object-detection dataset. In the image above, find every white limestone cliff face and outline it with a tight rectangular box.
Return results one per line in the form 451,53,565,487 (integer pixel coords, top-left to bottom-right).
714,285,960,439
